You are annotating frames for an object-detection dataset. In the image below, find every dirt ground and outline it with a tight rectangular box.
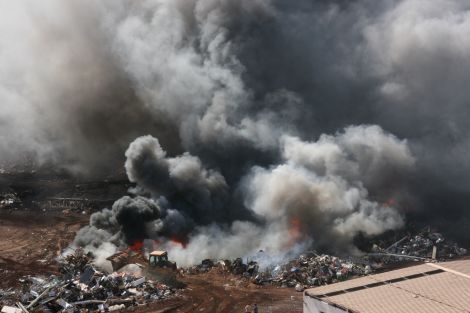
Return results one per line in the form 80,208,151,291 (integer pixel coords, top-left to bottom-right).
0,210,303,313
140,272,303,313
0,211,88,288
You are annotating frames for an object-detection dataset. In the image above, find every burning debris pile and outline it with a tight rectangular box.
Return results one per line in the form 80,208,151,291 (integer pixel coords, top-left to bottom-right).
74,126,414,267
0,250,178,313
369,228,468,262
180,227,468,292
253,254,372,291
182,254,371,292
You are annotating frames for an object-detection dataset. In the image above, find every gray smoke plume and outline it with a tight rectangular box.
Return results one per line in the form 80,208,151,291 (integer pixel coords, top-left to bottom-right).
4,0,470,262
0,0,179,176
75,125,412,266
124,136,229,220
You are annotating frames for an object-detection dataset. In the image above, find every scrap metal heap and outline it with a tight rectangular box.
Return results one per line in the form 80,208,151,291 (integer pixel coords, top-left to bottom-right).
0,191,21,209
183,258,259,277
368,227,468,262
0,226,467,313
0,249,178,313
183,254,371,292
253,254,372,291
183,227,467,292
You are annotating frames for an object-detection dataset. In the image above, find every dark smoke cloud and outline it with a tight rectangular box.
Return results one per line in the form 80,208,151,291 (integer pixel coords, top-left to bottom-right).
75,126,412,266
4,0,470,261
124,136,229,220
97,0,470,244
0,1,179,176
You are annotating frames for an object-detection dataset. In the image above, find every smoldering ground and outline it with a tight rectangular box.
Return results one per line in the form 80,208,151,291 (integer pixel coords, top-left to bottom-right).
3,0,470,263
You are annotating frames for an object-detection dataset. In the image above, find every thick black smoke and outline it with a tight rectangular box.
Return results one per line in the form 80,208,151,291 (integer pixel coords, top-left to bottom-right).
124,136,229,224
4,0,470,261
75,126,413,266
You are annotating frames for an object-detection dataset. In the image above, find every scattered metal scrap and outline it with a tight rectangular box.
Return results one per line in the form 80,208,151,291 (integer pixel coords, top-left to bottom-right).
183,227,467,292
252,253,373,291
369,227,467,263
0,192,21,209
0,249,177,313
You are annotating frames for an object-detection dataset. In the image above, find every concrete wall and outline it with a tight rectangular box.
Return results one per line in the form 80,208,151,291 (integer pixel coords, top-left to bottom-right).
304,293,348,313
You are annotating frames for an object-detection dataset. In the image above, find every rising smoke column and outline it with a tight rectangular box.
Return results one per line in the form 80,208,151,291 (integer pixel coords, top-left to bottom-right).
3,0,470,253
0,0,179,176
75,125,413,267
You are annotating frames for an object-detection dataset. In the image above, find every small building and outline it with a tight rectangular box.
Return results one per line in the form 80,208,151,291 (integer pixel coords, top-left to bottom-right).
304,259,470,313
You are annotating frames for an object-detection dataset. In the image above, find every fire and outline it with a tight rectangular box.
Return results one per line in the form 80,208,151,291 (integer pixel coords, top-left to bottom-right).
170,235,188,248
129,237,188,251
288,217,302,245
129,240,144,252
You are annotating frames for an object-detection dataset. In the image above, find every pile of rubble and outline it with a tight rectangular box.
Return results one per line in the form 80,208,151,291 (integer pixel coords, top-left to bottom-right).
184,254,371,292
369,227,468,262
252,253,372,291
183,258,259,277
0,191,21,210
0,250,177,313
183,227,468,292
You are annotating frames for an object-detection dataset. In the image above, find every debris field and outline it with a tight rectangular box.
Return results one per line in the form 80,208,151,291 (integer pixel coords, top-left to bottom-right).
0,178,468,313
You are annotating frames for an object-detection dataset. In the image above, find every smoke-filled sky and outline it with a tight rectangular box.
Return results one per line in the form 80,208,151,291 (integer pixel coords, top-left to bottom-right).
3,0,470,264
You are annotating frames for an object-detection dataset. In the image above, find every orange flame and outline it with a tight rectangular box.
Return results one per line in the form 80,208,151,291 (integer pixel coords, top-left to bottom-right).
170,235,188,249
129,240,144,252
288,217,302,246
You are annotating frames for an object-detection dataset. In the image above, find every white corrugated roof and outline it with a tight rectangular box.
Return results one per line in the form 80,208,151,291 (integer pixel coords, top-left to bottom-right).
305,259,470,313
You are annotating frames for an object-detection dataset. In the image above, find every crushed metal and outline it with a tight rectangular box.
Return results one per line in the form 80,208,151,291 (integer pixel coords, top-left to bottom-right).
368,227,467,262
0,249,178,313
183,227,467,291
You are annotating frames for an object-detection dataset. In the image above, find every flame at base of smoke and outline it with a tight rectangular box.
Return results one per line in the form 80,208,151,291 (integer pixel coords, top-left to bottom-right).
73,125,412,268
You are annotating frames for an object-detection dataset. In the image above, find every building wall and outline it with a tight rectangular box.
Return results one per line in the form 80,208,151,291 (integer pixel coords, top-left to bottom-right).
304,294,348,313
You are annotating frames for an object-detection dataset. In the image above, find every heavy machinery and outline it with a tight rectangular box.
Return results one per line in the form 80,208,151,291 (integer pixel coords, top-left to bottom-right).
107,249,177,272
148,250,177,270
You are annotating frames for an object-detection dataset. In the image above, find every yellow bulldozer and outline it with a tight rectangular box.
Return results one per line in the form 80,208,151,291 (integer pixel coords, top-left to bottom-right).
148,250,177,270
107,250,177,272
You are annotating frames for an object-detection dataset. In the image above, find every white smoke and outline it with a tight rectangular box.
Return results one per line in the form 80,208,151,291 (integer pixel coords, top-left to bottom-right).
0,0,175,175
165,126,411,265
241,125,411,253
94,0,282,153
4,0,470,261
75,125,413,266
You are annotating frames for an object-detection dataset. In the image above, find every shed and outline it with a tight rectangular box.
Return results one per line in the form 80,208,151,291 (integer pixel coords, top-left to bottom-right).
304,259,470,313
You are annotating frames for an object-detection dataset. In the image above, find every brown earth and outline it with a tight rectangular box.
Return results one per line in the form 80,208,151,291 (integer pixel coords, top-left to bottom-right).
0,211,88,288
0,210,303,313
139,272,303,313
